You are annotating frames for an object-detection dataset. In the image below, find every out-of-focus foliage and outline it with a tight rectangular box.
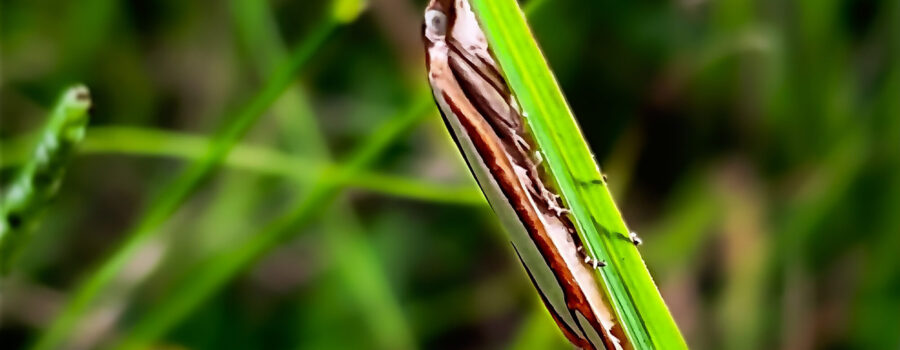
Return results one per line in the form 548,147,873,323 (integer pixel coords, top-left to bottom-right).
1,0,898,349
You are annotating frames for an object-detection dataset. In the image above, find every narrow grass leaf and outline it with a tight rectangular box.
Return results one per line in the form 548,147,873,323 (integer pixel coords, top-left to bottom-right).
468,0,686,348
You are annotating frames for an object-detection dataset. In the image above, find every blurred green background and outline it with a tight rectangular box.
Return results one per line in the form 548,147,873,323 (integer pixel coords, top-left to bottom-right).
2,0,899,349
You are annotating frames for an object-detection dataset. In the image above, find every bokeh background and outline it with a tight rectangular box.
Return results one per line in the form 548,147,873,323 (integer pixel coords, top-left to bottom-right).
2,0,899,349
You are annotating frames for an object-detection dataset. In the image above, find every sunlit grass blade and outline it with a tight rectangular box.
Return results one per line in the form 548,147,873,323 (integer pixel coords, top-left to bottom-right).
468,0,687,348
0,85,91,273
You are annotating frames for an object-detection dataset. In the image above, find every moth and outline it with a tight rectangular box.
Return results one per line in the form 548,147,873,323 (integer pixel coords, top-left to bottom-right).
423,1,627,349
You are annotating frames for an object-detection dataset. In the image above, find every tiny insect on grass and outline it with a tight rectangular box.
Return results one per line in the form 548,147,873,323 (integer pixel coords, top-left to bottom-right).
423,1,626,348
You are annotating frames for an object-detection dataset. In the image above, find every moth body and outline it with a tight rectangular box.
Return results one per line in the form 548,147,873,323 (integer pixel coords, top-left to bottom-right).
423,1,626,349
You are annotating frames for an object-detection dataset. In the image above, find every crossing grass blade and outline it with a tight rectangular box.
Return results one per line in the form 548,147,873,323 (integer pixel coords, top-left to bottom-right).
468,1,687,348
0,126,485,206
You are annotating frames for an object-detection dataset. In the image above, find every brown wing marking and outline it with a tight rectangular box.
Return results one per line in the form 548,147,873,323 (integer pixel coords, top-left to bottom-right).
512,244,595,349
439,89,617,350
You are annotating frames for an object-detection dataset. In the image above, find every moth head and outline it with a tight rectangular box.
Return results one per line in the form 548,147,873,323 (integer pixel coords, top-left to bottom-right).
422,0,455,70
424,9,449,38
424,0,456,39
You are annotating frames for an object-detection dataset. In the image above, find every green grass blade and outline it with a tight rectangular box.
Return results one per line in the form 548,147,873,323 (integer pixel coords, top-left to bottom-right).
468,1,686,348
1,85,91,273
